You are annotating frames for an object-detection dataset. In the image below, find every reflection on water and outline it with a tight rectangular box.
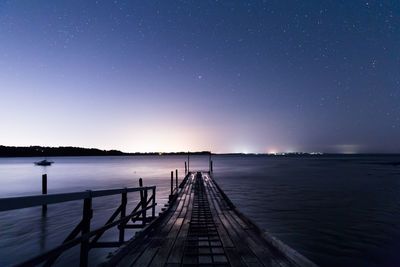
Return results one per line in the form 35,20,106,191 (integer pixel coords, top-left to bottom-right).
0,155,400,266
40,215,47,253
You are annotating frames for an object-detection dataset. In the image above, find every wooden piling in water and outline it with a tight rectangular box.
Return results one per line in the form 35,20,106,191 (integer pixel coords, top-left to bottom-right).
42,174,47,214
175,169,178,189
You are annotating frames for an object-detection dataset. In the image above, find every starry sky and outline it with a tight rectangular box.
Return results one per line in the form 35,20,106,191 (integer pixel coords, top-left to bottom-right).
0,0,399,153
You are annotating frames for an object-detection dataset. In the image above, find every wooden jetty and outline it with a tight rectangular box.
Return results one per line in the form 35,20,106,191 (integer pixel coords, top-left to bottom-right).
103,171,318,267
0,157,317,267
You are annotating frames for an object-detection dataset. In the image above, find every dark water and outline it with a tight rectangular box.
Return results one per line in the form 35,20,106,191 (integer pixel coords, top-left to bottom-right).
0,155,400,266
214,155,400,267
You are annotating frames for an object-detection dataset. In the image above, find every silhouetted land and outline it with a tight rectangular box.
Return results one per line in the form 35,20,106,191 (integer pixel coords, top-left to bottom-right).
0,146,125,157
0,146,212,157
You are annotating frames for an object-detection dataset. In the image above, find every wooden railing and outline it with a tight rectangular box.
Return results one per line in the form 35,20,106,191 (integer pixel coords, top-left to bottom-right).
0,180,156,267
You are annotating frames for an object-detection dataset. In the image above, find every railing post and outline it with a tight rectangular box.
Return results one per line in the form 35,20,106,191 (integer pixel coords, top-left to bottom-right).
210,160,213,173
175,169,178,189
119,188,127,243
152,187,156,218
139,178,143,205
143,188,148,226
170,171,173,197
139,178,143,193
139,178,145,225
42,174,47,215
80,191,92,267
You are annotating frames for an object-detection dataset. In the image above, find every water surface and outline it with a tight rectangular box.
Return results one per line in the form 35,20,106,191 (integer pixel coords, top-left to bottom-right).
1,155,400,266
215,155,400,267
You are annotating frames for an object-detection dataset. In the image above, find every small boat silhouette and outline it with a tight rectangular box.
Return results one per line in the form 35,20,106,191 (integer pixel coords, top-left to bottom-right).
34,160,54,166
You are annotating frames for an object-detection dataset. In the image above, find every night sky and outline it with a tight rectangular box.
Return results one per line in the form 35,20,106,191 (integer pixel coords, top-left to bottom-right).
0,0,399,153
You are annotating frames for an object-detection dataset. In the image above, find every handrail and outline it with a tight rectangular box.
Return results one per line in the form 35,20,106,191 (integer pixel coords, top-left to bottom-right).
0,184,158,267
0,186,156,212
16,204,157,267
0,170,187,267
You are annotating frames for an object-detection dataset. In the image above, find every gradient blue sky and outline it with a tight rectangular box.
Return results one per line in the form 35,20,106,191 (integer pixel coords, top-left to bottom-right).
0,0,399,153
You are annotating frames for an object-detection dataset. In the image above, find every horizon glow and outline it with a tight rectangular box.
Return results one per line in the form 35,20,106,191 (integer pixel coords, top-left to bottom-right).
0,1,399,153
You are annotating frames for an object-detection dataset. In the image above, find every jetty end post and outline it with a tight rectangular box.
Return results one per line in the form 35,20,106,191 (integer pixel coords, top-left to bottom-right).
42,174,47,215
185,161,187,174
175,169,178,189
209,152,212,173
209,152,211,171
187,152,190,173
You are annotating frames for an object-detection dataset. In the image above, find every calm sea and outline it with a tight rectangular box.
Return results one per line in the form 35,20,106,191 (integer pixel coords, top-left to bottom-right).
0,155,399,266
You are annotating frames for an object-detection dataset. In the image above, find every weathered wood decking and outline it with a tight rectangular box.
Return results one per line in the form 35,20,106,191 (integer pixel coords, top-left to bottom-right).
103,172,318,267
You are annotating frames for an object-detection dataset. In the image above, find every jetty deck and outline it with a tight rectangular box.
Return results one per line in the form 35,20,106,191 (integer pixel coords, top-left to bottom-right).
104,172,317,267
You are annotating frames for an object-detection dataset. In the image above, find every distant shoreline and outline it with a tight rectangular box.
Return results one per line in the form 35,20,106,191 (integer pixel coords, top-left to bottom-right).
0,145,218,157
0,145,399,158
0,145,211,157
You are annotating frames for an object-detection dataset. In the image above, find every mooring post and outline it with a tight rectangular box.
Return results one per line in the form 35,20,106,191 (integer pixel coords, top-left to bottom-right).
185,161,187,174
42,174,47,214
80,191,92,267
211,160,213,173
175,169,178,189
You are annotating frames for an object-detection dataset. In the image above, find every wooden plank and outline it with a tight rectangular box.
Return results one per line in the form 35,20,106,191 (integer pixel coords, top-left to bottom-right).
149,218,184,266
206,175,294,267
132,237,162,267
144,181,193,266
167,190,194,264
224,212,283,267
227,210,294,267
204,180,234,248
203,177,265,266
225,248,248,267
